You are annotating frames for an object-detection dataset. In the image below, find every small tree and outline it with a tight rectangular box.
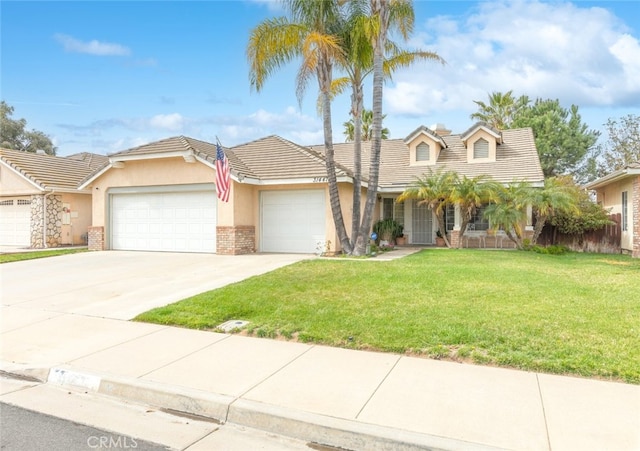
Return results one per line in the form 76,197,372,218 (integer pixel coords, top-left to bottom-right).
597,114,640,176
548,181,613,239
482,182,531,250
529,177,578,245
470,90,530,130
450,174,501,248
0,101,57,155
397,168,456,248
511,99,599,178
343,109,389,141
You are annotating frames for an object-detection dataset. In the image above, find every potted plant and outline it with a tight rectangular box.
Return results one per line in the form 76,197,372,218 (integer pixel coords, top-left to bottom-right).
395,224,406,245
373,218,403,246
435,230,446,247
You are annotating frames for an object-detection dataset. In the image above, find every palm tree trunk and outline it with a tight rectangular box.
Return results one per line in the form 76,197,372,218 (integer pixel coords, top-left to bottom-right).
355,0,389,256
350,79,364,249
318,58,352,254
531,213,547,245
435,210,451,248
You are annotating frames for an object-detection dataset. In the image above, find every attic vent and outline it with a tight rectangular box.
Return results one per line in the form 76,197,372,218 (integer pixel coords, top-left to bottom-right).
17,199,31,205
474,139,489,159
416,142,430,161
0,200,13,206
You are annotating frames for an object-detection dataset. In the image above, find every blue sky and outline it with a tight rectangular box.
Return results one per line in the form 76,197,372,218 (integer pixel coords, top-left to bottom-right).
2,0,639,157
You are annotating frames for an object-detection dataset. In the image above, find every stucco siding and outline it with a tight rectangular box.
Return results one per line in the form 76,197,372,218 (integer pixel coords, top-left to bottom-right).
0,164,40,195
59,192,92,245
596,178,635,252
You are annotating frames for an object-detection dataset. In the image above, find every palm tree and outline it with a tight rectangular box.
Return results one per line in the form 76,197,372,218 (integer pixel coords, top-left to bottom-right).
450,174,501,248
482,181,531,249
529,177,578,245
397,168,457,248
343,109,389,141
247,0,355,253
356,0,429,255
336,0,442,255
470,90,530,130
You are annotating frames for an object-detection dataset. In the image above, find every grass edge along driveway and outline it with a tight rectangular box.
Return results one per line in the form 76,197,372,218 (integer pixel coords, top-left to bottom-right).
136,249,640,384
0,248,88,263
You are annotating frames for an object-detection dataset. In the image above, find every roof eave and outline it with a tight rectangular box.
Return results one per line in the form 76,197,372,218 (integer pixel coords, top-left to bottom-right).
78,164,112,189
584,167,640,190
110,150,195,163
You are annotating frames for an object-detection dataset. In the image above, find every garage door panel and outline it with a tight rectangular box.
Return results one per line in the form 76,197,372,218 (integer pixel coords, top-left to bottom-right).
0,199,31,246
261,190,325,253
111,190,216,253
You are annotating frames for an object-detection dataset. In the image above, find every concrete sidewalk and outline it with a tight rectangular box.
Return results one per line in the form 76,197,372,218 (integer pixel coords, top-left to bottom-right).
1,251,639,450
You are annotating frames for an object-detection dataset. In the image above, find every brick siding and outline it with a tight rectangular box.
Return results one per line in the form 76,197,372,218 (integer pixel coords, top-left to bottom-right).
216,226,255,255
88,226,104,251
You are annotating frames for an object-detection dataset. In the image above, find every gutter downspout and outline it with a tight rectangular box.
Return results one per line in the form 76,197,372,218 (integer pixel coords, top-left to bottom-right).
43,190,55,249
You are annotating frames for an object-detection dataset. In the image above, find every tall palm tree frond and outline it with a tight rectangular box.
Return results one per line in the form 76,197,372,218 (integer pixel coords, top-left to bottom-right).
247,18,308,92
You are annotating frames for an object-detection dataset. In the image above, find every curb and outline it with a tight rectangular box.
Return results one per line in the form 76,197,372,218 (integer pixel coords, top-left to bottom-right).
1,363,503,451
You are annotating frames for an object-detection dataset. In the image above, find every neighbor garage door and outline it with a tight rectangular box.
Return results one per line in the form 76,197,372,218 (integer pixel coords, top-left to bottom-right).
0,198,31,246
111,189,216,253
261,190,326,253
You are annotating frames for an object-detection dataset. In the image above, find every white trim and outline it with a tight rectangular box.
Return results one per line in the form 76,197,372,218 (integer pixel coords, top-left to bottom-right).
109,150,194,163
584,167,640,190
78,164,113,190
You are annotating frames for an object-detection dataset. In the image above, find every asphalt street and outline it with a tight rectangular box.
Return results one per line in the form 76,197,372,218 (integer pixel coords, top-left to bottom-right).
0,402,169,451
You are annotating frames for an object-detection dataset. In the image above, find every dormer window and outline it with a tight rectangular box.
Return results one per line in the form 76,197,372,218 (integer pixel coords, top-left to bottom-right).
461,123,501,163
416,143,430,161
473,138,489,159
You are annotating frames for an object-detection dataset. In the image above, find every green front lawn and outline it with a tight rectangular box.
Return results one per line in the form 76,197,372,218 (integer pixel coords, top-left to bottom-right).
0,247,88,263
135,250,640,383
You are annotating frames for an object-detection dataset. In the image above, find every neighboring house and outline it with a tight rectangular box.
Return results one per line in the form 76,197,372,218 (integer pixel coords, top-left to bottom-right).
80,122,544,254
585,162,640,258
0,149,107,247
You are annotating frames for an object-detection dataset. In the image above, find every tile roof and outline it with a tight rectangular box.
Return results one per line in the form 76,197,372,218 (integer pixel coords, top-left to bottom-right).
86,125,543,189
0,148,98,190
66,152,109,170
312,127,544,190
226,135,352,181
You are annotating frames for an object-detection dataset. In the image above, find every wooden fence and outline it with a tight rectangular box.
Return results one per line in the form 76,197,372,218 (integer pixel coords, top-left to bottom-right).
537,213,621,254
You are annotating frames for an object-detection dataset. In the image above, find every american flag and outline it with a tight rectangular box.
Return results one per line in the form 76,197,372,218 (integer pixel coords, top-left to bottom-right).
215,143,230,202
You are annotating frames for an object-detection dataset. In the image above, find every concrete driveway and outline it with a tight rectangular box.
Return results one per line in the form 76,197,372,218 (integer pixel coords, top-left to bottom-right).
1,251,309,320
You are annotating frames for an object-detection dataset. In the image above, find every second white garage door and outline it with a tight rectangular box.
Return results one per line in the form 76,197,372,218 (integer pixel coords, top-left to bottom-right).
111,189,216,253
0,198,31,246
260,190,326,253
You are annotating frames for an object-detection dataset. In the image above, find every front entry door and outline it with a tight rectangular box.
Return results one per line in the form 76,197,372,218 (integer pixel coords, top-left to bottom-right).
412,201,433,244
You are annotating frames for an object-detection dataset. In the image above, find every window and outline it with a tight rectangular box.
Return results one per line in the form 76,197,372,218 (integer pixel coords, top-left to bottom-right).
473,138,489,159
469,205,489,231
394,200,404,226
17,199,31,205
416,142,430,161
622,191,628,231
0,200,13,206
444,204,455,232
383,198,394,219
383,198,404,225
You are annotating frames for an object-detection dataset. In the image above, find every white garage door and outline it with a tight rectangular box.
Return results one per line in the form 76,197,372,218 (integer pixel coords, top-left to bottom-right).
111,190,216,253
0,198,31,246
261,190,326,253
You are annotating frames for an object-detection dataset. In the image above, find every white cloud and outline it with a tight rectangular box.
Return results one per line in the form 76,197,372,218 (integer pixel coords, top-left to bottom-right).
386,0,640,116
215,107,322,145
54,33,131,56
149,113,184,131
